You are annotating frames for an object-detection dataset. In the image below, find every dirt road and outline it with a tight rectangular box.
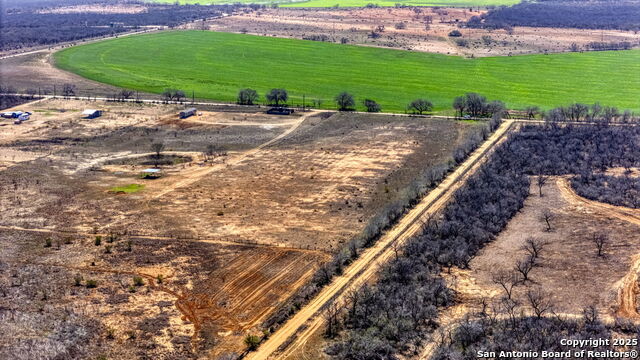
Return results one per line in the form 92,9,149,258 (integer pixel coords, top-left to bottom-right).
246,120,515,360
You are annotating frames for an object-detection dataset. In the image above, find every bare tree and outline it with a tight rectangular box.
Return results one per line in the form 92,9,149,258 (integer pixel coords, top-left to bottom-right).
453,96,466,118
592,232,608,257
521,237,546,260
323,301,342,338
514,255,534,282
536,173,549,196
118,89,134,101
526,287,553,318
499,296,520,329
491,270,519,299
525,106,540,119
540,209,555,232
62,83,76,98
174,90,186,103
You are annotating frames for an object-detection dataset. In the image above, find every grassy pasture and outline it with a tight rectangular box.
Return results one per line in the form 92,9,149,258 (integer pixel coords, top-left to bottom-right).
54,31,640,112
145,0,520,7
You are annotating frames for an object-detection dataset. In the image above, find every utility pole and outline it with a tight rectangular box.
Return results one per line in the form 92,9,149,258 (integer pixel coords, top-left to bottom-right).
192,90,195,104
303,94,306,111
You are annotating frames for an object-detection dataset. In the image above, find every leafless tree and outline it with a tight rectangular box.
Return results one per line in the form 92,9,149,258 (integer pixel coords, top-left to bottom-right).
491,270,519,299
592,232,608,257
119,89,135,101
526,287,553,318
323,301,342,338
536,173,549,196
499,296,520,329
521,237,546,260
514,255,534,282
540,209,555,232
62,83,76,98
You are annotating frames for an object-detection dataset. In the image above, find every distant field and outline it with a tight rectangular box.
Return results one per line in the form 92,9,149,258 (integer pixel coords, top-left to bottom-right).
54,31,640,112
145,0,520,7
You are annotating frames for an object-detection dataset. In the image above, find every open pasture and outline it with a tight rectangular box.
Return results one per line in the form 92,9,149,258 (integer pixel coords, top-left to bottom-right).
55,31,640,112
146,0,519,8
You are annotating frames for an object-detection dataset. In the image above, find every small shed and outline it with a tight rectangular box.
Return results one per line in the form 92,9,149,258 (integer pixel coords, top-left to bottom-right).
180,108,197,119
82,109,102,119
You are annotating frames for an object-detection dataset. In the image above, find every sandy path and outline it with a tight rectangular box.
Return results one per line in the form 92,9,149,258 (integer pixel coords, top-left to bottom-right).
246,119,515,360
557,177,640,226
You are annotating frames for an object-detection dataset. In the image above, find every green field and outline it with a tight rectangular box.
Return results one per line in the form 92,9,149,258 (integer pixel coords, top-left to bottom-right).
54,31,640,112
146,0,519,7
110,184,145,193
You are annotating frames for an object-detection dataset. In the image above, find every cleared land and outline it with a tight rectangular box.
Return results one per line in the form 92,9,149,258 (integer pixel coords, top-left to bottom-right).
147,0,519,8
248,119,514,360
416,176,640,360
203,7,640,56
54,31,640,112
0,98,479,358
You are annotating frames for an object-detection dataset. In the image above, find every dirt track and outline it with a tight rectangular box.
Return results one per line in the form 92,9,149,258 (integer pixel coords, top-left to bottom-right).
246,119,515,360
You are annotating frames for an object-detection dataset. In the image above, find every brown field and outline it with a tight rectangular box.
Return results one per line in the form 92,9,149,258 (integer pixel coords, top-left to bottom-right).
0,51,135,98
202,7,640,56
0,98,480,358
446,177,640,325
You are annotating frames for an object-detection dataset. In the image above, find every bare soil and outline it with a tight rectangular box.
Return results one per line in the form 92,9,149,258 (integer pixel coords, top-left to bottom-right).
35,4,149,14
0,99,477,358
204,7,640,56
0,51,134,98
457,178,640,320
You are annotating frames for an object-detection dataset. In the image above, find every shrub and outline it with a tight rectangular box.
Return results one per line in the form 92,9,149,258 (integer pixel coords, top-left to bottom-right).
85,279,97,288
74,275,83,286
94,236,102,246
44,237,52,248
133,276,144,286
244,334,261,351
448,29,463,37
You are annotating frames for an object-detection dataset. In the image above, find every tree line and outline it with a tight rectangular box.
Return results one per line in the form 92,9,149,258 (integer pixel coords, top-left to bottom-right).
2,2,240,51
327,122,640,359
238,88,512,117
467,0,640,31
262,113,505,348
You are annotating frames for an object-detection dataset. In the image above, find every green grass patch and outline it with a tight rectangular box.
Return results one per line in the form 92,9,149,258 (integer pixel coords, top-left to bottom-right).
145,0,519,7
110,184,145,193
54,31,640,112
